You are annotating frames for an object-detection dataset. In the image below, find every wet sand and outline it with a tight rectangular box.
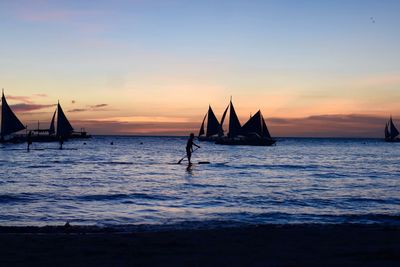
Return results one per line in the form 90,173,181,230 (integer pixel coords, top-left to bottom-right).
0,224,399,267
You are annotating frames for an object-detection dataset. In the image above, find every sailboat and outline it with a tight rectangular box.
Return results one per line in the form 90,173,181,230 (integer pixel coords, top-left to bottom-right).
0,90,26,143
384,116,400,142
31,102,90,142
240,110,276,146
198,105,225,141
215,99,276,146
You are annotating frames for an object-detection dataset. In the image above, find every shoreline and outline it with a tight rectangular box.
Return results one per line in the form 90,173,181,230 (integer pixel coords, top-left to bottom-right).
1,223,399,266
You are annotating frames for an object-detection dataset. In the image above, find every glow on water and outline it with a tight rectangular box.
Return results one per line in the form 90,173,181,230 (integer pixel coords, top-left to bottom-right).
0,136,399,226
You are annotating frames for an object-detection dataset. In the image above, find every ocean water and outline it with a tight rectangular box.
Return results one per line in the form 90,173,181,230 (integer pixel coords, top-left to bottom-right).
0,136,399,227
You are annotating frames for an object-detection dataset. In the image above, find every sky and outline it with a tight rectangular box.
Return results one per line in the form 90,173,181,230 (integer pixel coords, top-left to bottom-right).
1,0,399,137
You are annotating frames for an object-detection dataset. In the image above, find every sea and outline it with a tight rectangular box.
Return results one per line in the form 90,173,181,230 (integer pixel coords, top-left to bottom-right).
0,136,399,228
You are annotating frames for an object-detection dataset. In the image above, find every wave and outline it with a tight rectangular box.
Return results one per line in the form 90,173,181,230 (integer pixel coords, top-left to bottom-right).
77,193,179,202
27,165,53,169
343,197,400,205
230,164,327,170
0,193,43,203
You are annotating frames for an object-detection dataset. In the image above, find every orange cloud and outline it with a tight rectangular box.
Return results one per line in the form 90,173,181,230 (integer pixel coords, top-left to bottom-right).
11,103,56,113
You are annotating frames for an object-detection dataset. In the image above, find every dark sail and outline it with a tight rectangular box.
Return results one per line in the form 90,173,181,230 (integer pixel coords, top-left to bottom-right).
384,123,389,139
1,91,25,137
49,109,56,135
261,114,272,139
241,110,273,140
198,113,207,137
219,104,229,136
228,101,241,138
206,106,220,137
389,117,399,139
242,110,262,137
56,103,74,137
218,105,229,137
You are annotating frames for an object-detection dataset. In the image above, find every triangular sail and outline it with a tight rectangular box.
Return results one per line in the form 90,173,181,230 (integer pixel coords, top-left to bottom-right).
56,103,73,137
219,104,229,136
198,113,207,137
228,101,241,138
1,91,25,137
384,123,390,139
242,110,262,137
261,114,272,139
241,110,273,139
49,109,56,135
206,106,220,137
389,117,399,138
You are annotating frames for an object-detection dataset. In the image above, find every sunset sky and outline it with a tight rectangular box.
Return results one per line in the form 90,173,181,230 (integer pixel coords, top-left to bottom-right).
1,0,399,137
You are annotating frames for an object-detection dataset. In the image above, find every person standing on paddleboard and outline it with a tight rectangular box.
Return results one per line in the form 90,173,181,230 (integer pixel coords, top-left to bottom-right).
186,133,200,165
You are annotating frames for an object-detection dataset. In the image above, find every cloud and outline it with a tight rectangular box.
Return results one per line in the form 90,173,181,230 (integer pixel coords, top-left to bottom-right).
71,119,199,136
92,116,190,123
68,103,110,113
267,114,387,138
6,95,34,104
69,113,390,137
68,108,87,113
90,104,108,108
11,103,56,112
7,93,49,104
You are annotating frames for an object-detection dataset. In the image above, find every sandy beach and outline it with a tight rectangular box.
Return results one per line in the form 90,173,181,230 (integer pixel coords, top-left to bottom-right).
0,224,399,267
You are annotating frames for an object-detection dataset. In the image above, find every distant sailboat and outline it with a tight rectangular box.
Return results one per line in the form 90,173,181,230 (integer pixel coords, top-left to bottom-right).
215,99,276,146
198,105,223,141
56,102,74,138
384,116,400,142
0,90,26,143
32,102,90,142
241,110,276,145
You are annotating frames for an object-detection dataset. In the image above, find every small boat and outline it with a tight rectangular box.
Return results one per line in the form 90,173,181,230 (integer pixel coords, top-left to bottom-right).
31,102,91,142
198,105,226,142
215,100,276,146
384,116,400,142
0,90,26,143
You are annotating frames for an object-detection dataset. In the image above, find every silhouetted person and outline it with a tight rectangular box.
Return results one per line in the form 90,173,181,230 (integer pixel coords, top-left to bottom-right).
27,131,32,152
186,133,200,165
59,136,64,150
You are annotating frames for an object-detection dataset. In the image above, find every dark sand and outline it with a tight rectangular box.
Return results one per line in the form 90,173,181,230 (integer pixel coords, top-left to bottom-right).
0,224,399,267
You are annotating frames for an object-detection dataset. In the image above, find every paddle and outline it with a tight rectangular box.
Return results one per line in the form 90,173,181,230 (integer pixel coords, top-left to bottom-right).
177,147,199,164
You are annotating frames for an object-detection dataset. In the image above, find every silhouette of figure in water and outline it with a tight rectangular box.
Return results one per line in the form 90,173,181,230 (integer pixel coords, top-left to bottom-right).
59,136,64,150
186,133,200,165
27,131,32,152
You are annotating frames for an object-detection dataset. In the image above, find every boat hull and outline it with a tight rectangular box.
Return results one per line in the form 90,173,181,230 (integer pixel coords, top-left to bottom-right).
1,132,92,144
70,132,92,139
385,138,400,143
31,133,91,142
